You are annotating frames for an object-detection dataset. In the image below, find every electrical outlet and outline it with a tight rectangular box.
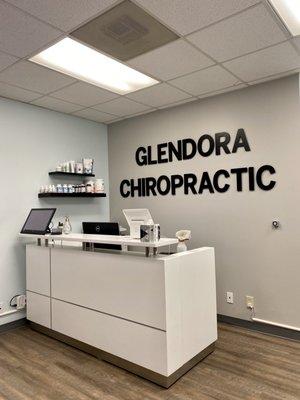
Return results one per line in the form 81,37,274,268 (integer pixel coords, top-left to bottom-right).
246,295,254,309
226,291,234,304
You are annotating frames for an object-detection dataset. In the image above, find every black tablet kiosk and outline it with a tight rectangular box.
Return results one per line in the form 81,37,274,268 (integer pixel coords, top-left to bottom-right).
20,208,56,235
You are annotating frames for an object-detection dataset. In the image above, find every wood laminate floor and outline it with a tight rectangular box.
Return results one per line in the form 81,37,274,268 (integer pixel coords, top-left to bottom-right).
0,323,299,400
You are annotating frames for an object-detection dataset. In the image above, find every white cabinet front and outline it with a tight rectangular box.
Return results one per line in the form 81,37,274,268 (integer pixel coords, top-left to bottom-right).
52,299,167,375
51,248,167,330
26,245,50,296
26,291,51,328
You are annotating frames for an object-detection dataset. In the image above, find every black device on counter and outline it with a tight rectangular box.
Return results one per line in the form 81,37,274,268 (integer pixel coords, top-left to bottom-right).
21,208,56,235
82,222,121,250
50,228,63,235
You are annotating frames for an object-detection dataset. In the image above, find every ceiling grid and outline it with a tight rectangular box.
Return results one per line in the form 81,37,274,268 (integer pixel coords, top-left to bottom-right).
0,0,298,124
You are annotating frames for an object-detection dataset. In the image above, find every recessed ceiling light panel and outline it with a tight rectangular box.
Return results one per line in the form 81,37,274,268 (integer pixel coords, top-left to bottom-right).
268,0,300,36
29,37,159,95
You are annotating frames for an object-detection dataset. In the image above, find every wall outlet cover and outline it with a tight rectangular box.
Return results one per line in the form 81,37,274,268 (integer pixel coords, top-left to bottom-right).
246,295,254,309
226,291,234,304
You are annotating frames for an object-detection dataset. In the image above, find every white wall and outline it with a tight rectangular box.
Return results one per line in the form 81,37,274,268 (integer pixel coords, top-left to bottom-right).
0,98,109,326
108,75,300,328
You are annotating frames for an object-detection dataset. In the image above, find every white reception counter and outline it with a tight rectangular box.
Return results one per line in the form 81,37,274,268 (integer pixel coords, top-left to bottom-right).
23,235,217,387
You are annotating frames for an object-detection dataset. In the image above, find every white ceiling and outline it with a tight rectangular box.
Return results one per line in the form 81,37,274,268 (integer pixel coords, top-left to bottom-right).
0,0,299,125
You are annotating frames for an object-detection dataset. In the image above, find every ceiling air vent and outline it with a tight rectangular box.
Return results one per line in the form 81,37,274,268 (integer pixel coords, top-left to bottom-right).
70,0,179,61
102,15,148,45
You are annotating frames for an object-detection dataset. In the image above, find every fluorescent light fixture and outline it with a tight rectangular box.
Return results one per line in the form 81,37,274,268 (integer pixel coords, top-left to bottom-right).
30,37,159,95
268,0,300,36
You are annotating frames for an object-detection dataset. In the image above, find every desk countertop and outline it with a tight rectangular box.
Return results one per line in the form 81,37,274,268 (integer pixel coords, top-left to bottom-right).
19,233,178,248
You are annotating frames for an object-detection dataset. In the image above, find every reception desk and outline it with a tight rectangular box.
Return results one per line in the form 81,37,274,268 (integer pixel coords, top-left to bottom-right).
24,236,217,387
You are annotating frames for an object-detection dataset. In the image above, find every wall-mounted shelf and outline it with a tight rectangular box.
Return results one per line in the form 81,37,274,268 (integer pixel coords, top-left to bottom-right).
49,171,95,177
38,193,106,198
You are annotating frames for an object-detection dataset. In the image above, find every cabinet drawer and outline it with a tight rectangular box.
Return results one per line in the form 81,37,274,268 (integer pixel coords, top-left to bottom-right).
26,291,50,328
52,299,167,375
51,248,166,329
26,245,50,296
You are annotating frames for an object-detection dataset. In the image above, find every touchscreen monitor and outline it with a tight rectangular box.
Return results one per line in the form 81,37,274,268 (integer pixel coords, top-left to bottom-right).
20,208,56,234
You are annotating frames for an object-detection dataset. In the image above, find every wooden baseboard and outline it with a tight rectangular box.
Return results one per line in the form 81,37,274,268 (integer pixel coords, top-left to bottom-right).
218,314,300,341
29,321,215,388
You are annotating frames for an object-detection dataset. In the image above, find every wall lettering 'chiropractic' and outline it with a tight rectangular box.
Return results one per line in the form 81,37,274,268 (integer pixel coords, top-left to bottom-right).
120,129,276,198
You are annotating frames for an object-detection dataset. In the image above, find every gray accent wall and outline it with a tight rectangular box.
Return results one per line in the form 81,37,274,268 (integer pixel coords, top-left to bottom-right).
0,98,109,325
108,74,300,327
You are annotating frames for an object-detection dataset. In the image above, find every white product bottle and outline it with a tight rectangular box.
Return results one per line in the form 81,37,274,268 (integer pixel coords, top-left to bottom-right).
63,216,72,234
95,179,104,193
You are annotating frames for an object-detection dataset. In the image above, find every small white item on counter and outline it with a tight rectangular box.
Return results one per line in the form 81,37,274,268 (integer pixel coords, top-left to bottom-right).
175,230,191,253
140,223,160,242
63,216,72,234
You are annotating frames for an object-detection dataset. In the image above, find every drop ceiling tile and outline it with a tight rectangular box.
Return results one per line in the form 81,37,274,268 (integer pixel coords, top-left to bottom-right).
170,65,239,96
108,108,157,124
0,1,62,57
0,61,76,94
223,42,300,82
187,4,287,62
126,83,191,107
93,97,153,116
0,82,42,102
106,117,124,124
73,108,116,123
6,0,118,32
128,39,214,80
158,97,198,109
0,52,18,72
135,0,260,35
31,96,84,113
51,82,119,107
248,70,299,85
292,36,300,52
198,83,247,98
127,108,157,118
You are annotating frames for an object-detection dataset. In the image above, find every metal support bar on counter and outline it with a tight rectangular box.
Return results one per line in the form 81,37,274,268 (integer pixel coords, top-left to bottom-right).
24,234,178,257
82,242,95,252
